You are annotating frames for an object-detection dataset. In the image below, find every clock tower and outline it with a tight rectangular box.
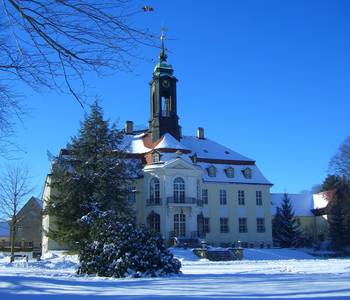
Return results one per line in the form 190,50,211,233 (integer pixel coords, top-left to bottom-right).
149,32,180,142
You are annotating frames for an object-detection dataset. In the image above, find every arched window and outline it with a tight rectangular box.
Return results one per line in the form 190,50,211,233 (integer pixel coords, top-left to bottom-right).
173,177,185,203
148,211,160,233
174,213,186,237
150,177,160,204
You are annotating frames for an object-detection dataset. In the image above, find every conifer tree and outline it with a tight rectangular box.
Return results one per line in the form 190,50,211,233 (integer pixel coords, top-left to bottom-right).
78,210,181,278
321,175,350,250
44,101,139,249
272,193,302,248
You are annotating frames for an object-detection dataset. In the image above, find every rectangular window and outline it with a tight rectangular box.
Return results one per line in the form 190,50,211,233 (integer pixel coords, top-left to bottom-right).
220,189,227,205
239,218,248,233
202,189,208,205
203,217,210,233
257,218,265,233
238,190,245,205
220,218,229,233
256,191,263,206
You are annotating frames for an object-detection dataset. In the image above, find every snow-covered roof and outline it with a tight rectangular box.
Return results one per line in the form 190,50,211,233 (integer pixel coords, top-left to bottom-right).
199,163,271,185
0,221,9,237
313,191,332,210
155,133,189,151
123,133,151,154
180,136,254,162
270,193,314,217
124,132,271,185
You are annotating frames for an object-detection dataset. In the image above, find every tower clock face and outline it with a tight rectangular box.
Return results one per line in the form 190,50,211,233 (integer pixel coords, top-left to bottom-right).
162,80,170,88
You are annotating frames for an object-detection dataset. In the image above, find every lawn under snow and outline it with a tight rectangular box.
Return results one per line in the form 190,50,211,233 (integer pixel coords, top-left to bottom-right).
1,248,350,299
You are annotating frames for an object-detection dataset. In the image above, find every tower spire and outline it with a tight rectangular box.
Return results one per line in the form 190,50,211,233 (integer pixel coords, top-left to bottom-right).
159,28,167,62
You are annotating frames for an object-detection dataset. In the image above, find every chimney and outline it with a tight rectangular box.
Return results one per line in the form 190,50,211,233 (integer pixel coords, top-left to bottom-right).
197,127,205,139
125,120,133,134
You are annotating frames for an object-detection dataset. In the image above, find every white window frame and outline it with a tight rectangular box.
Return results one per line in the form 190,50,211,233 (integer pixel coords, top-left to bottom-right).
150,177,160,204
257,218,265,233
220,189,227,205
173,177,185,203
238,190,245,205
220,217,229,233
256,191,263,206
239,218,248,233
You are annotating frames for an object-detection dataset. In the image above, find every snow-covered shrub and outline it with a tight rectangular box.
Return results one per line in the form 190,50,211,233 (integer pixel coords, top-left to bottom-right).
78,212,181,277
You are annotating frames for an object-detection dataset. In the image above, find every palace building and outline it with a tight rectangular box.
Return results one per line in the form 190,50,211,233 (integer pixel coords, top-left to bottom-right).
42,34,274,252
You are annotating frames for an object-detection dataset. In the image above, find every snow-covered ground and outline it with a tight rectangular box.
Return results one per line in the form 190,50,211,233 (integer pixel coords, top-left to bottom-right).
1,248,350,299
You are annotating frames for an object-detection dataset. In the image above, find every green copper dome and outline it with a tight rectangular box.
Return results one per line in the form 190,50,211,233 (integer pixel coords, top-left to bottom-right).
153,61,174,76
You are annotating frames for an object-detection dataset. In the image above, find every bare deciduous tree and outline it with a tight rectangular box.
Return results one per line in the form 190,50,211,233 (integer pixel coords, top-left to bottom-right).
0,166,34,262
0,0,155,155
329,136,350,179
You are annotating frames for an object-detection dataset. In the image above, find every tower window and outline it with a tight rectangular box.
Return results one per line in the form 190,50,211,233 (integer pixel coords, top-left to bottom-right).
161,95,171,117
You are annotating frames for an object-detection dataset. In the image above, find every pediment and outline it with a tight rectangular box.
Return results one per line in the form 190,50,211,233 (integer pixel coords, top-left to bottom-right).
163,158,198,171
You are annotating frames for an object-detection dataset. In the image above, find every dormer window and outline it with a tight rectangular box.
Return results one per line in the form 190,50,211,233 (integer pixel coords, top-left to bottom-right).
152,151,160,164
207,165,217,177
225,167,234,178
242,167,252,179
191,153,198,164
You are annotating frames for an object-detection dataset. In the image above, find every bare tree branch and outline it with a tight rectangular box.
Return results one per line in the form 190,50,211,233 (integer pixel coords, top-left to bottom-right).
0,0,156,157
0,0,155,103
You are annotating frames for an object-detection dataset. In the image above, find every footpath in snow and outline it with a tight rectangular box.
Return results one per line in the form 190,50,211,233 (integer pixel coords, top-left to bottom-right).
0,248,350,299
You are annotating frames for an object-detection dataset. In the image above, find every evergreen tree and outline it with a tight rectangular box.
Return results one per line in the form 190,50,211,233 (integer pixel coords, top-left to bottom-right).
321,175,350,250
44,101,139,249
78,210,181,278
272,193,302,248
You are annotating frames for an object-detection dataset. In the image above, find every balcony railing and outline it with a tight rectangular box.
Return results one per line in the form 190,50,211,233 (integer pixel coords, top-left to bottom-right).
167,197,203,207
146,198,162,206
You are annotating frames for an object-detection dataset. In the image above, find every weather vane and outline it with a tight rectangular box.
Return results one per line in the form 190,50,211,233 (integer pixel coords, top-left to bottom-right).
159,27,168,61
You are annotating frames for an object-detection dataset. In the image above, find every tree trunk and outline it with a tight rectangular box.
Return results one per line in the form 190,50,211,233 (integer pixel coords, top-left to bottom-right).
10,218,16,263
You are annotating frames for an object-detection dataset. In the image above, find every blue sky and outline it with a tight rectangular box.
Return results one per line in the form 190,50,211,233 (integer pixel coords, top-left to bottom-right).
3,0,350,197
